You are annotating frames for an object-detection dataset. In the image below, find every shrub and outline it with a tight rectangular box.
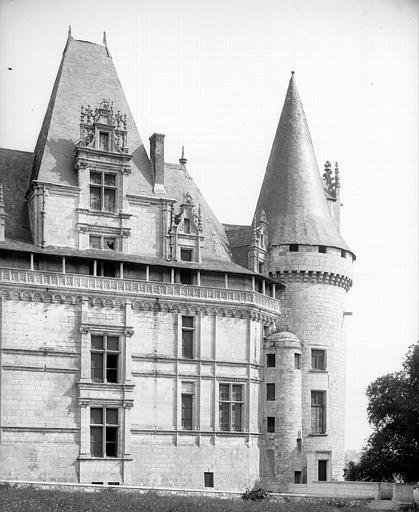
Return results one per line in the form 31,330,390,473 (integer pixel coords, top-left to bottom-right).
242,486,269,501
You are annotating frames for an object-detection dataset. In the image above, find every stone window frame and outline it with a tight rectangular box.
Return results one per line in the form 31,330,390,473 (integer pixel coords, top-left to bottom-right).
218,382,245,432
181,315,195,359
89,233,118,251
90,406,120,458
266,353,276,368
89,169,118,213
180,381,195,431
311,347,327,371
311,390,327,435
266,383,275,401
90,333,120,384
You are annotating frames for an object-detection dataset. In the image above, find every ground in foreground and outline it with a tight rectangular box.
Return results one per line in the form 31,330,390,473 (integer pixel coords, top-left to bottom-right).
0,487,372,512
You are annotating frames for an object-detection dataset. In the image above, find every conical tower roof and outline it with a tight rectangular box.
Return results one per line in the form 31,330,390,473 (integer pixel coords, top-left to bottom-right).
30,35,153,193
256,72,351,252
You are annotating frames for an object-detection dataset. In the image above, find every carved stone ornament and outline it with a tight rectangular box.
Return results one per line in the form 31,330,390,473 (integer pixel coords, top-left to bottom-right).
124,327,134,337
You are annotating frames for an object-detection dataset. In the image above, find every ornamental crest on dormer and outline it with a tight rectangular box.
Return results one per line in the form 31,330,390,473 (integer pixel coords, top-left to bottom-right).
323,161,340,199
169,194,202,235
78,98,128,153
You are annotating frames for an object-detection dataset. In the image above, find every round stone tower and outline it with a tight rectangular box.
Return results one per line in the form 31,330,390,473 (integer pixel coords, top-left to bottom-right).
257,72,355,490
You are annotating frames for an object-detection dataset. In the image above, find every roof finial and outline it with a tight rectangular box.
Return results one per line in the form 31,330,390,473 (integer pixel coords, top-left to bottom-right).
291,70,295,77
68,25,72,40
179,146,187,165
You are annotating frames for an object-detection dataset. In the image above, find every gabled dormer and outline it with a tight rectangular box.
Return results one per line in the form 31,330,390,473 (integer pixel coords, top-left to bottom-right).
167,191,204,263
248,209,269,273
75,98,133,252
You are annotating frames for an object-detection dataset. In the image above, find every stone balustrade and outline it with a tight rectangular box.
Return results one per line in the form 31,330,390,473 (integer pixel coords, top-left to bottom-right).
0,267,280,314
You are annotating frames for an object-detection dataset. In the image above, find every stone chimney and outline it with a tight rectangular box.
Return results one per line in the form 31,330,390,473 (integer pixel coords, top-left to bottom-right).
0,184,6,242
149,133,166,194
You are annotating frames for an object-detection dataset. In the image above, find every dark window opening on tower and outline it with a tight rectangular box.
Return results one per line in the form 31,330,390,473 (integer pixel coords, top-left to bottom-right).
289,244,299,252
318,245,327,254
294,471,302,484
266,354,276,367
204,472,214,488
267,416,275,433
311,349,326,370
311,391,326,434
294,353,301,369
297,437,302,451
341,249,346,258
181,316,194,359
266,383,275,401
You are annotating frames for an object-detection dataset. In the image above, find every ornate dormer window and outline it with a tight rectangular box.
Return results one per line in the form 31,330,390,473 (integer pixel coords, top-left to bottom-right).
74,99,133,252
167,192,204,262
79,98,128,153
248,209,269,273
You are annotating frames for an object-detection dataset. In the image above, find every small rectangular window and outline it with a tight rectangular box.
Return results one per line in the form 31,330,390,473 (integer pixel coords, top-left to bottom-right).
267,416,275,433
294,353,301,369
311,349,326,370
183,218,191,234
266,383,275,401
90,236,102,249
294,471,302,484
99,132,109,152
182,316,194,359
318,245,327,254
297,437,302,451
181,394,193,430
180,248,193,261
311,391,326,434
341,249,346,258
318,460,328,481
204,472,214,488
266,354,276,367
289,244,299,252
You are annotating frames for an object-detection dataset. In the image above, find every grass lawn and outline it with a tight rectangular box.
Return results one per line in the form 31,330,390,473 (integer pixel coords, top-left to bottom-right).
0,487,372,512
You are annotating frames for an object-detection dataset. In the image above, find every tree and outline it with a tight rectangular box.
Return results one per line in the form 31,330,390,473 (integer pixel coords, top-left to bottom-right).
345,342,419,482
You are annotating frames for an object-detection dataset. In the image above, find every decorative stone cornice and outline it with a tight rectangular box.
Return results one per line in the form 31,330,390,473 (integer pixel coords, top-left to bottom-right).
276,269,352,291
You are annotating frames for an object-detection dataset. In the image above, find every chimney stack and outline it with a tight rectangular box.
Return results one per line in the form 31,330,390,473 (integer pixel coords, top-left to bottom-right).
149,133,166,194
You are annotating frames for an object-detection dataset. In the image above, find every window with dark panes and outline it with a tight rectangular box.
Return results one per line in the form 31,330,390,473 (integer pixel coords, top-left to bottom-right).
266,354,276,367
89,235,116,251
318,460,328,481
181,316,194,359
289,244,299,252
180,269,193,284
180,248,193,261
267,416,275,433
266,383,275,401
90,171,116,213
181,382,194,430
219,383,243,432
91,335,119,383
90,407,119,457
311,349,326,370
294,353,301,369
311,391,326,434
204,472,214,488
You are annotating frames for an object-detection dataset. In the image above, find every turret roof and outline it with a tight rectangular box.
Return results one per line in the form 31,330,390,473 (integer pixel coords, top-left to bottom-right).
255,73,351,252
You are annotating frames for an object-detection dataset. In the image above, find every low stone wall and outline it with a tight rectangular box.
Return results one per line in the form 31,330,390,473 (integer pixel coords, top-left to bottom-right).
287,482,414,503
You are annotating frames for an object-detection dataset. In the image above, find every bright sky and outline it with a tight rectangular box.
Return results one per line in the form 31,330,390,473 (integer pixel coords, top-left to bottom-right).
0,0,417,452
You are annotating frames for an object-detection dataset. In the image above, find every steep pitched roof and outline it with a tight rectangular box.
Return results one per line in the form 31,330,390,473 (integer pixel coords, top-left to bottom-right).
164,163,239,266
30,37,153,194
0,148,33,242
256,73,351,252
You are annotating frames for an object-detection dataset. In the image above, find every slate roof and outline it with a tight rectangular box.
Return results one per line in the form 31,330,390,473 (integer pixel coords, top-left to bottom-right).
30,38,152,193
255,73,353,254
0,148,33,243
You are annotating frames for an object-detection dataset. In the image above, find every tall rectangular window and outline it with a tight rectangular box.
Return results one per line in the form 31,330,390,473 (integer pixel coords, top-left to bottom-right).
219,383,243,432
311,391,326,434
90,171,117,213
267,416,275,433
99,131,109,152
266,383,275,401
311,349,326,370
204,472,214,488
181,382,194,430
181,316,194,359
294,353,302,369
183,218,191,234
91,335,119,383
90,407,119,457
